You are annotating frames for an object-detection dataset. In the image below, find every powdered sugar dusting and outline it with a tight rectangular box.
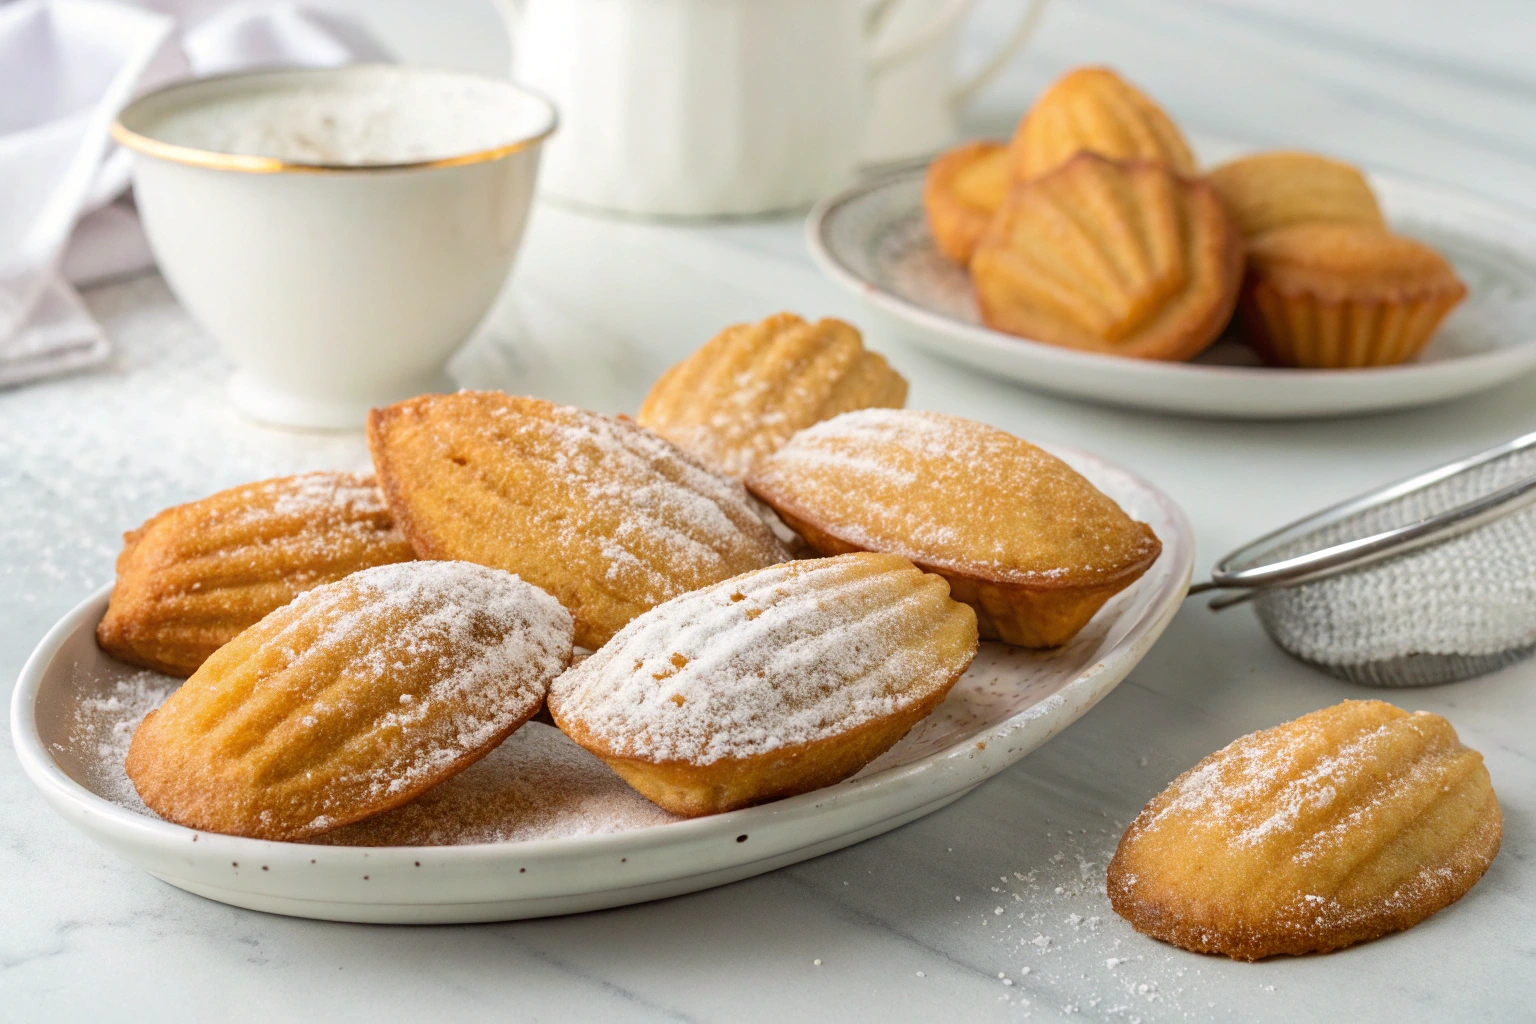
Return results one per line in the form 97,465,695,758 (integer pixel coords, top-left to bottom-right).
314,723,678,846
749,409,1157,583
397,395,792,618
258,561,574,816
549,554,972,765
1144,710,1435,855
1114,702,1499,944
69,669,175,811
66,684,679,844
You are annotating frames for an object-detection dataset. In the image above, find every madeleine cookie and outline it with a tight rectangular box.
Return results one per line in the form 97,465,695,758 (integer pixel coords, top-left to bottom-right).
970,153,1242,360
1010,66,1195,182
746,409,1160,647
126,561,574,840
97,472,413,677
636,313,907,478
369,392,792,650
1108,700,1501,960
923,140,1011,264
548,553,978,817
1207,151,1385,239
1240,223,1467,368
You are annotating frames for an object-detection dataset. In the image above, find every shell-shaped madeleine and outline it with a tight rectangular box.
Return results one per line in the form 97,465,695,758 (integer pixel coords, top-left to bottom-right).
1241,223,1467,368
1108,700,1502,960
97,472,414,677
368,392,792,649
1208,151,1386,239
923,140,1011,263
548,552,978,817
971,152,1242,361
1010,66,1195,181
636,313,907,478
125,562,575,840
746,409,1160,647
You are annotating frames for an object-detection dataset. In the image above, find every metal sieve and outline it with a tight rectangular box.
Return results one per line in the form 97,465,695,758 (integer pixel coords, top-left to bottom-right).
1190,431,1536,686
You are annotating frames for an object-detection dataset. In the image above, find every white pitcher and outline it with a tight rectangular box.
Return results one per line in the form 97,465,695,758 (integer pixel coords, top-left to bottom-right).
862,0,1049,166
499,0,1028,217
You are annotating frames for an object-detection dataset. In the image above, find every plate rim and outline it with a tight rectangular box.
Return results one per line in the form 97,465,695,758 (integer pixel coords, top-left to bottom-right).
10,446,1194,909
806,163,1536,390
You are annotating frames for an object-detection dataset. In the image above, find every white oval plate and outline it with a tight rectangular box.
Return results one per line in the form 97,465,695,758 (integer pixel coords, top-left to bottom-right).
11,446,1192,924
808,165,1536,418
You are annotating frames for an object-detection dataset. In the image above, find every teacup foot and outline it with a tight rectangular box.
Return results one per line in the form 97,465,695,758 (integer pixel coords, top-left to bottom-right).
228,371,456,431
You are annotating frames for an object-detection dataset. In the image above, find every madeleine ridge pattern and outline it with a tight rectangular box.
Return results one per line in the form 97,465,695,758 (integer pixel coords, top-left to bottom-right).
368,391,792,649
746,408,1161,647
548,553,978,817
637,313,908,478
1107,700,1502,960
923,140,1012,264
125,561,575,840
1206,151,1386,240
1011,66,1196,181
970,152,1242,361
96,472,415,676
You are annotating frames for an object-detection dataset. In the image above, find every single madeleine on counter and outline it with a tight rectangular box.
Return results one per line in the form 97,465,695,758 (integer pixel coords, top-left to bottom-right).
97,472,413,676
637,312,907,479
970,153,1242,361
1240,223,1467,368
126,561,575,840
922,140,1011,264
549,553,978,817
1207,151,1385,240
1009,66,1195,182
1108,700,1502,960
746,409,1161,647
368,392,791,649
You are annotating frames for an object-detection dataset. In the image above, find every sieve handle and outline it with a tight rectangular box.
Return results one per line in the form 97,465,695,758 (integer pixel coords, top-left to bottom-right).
1191,429,1536,607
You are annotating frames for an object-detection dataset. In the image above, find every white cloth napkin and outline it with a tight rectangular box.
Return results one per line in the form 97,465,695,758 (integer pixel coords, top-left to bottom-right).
0,0,387,388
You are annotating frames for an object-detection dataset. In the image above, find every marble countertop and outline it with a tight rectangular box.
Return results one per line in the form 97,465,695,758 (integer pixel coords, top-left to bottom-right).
4,1,1534,1020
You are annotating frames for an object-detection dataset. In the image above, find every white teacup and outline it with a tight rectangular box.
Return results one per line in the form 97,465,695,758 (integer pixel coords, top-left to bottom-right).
113,65,557,429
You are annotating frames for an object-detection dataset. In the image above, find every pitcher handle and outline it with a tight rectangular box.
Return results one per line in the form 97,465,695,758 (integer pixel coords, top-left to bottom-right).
950,0,1050,108
866,0,974,79
490,0,523,76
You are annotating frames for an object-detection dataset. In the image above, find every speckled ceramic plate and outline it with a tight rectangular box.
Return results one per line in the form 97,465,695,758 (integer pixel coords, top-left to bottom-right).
11,445,1192,924
808,162,1536,418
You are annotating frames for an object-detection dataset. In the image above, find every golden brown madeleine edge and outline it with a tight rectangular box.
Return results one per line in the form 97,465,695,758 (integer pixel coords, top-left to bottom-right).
96,471,412,677
1105,702,1503,960
124,568,572,840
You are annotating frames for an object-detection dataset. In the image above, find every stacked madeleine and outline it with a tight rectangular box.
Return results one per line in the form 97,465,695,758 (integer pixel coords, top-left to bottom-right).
103,313,1160,835
924,65,1466,369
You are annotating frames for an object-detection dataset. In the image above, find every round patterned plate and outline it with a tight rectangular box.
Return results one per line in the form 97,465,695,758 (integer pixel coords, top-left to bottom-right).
808,163,1536,418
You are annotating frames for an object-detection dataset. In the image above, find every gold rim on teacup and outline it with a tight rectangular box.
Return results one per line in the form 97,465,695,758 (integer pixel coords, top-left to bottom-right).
112,65,559,175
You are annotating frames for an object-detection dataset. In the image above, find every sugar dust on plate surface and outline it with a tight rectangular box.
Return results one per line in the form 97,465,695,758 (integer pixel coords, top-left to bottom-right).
955,823,1271,1020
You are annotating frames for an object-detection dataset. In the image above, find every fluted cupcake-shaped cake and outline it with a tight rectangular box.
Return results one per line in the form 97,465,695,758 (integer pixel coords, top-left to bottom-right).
969,152,1243,360
1010,66,1196,182
1240,223,1467,368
